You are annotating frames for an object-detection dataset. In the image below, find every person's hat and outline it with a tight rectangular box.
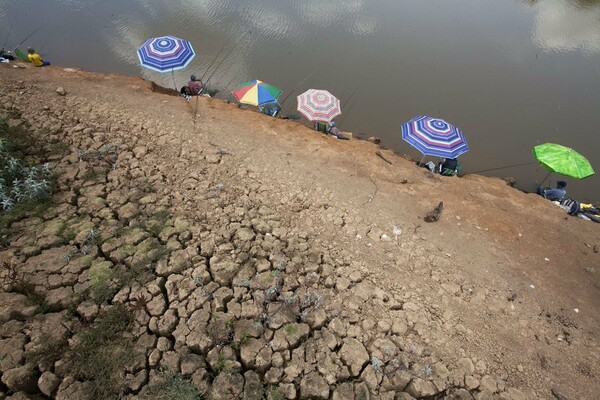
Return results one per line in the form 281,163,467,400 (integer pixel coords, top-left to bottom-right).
557,180,567,188
330,121,336,127
190,74,197,81
27,47,34,52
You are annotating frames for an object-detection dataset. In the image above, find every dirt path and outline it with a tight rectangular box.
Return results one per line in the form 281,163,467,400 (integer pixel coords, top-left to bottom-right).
0,63,598,400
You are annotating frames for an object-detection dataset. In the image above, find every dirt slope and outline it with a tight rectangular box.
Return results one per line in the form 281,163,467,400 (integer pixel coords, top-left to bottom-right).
0,63,598,400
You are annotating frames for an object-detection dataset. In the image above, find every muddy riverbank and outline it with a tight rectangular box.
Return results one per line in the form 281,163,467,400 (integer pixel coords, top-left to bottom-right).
0,63,598,399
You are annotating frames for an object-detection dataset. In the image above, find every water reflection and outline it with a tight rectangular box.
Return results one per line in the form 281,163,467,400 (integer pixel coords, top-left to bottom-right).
529,0,600,53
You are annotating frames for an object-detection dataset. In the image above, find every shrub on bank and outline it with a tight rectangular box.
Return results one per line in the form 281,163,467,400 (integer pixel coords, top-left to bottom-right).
0,117,53,212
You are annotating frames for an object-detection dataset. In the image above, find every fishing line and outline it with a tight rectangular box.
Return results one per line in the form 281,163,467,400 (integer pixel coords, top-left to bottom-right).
39,35,51,53
199,39,230,83
193,39,231,122
14,12,83,54
341,86,359,110
14,25,47,51
338,86,360,125
193,37,245,122
465,161,537,175
224,78,235,91
279,69,317,106
204,36,247,88
2,20,15,50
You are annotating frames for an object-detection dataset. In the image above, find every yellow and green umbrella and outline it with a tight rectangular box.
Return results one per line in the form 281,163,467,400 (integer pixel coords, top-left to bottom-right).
232,80,282,106
532,143,594,179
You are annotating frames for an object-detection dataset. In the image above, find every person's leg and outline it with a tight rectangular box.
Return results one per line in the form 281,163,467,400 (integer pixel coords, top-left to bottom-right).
42,61,50,66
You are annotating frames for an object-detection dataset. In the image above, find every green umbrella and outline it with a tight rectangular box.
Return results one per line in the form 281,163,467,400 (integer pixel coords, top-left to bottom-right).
532,143,595,179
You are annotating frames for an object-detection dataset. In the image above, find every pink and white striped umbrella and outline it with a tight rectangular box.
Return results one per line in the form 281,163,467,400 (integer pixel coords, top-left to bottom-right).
297,89,341,122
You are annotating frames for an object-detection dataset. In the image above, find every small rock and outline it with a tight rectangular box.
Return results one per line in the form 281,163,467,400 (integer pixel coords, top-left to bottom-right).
117,202,138,220
7,119,23,128
212,372,244,398
447,388,475,399
405,378,438,397
501,388,526,400
0,293,38,322
300,371,329,399
457,358,475,374
339,338,369,377
396,394,417,400
180,353,205,376
332,382,355,400
367,136,381,144
391,318,408,336
503,177,516,187
56,87,66,96
551,388,567,400
38,372,60,397
465,375,480,390
235,227,256,242
1,366,38,393
133,146,148,159
424,202,444,223
243,370,262,400
76,301,99,321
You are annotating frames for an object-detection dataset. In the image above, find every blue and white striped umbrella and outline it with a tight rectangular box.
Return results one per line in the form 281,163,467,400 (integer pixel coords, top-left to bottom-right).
137,36,195,72
401,116,469,158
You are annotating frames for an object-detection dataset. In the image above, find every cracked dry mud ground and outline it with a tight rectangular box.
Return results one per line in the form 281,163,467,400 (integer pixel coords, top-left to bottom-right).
0,64,598,400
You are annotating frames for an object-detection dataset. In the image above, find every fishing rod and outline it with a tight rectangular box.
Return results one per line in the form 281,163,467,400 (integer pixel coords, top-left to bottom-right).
224,77,235,91
2,20,15,50
14,25,46,52
465,161,537,175
193,39,242,121
199,39,230,83
204,38,245,89
338,86,360,125
192,39,231,122
341,86,359,110
279,69,317,106
39,35,51,54
194,33,250,121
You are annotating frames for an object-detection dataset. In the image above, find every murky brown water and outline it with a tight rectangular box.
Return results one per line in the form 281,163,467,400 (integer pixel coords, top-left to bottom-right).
2,0,599,200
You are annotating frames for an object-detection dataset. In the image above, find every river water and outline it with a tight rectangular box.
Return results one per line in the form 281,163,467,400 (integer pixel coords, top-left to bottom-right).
2,0,599,201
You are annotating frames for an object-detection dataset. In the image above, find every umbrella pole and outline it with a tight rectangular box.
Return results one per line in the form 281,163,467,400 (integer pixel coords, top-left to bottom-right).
171,69,177,91
419,155,426,167
539,171,552,187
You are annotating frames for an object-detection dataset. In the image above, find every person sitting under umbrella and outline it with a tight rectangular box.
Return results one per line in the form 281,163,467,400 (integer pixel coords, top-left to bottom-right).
180,74,204,97
259,101,281,117
313,120,349,140
314,121,330,133
437,158,460,176
327,121,349,140
537,180,567,201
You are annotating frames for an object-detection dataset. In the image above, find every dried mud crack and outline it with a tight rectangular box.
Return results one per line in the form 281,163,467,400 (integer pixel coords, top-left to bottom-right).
0,65,598,400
